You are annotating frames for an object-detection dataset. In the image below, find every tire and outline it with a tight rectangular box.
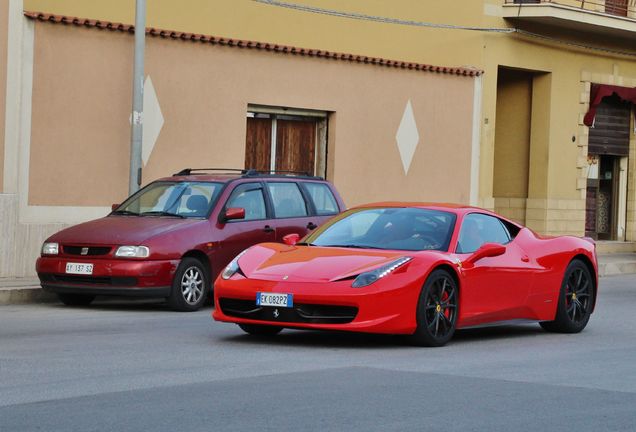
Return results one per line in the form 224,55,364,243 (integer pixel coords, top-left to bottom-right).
58,293,95,306
410,269,459,347
167,257,209,312
238,323,283,336
540,259,594,333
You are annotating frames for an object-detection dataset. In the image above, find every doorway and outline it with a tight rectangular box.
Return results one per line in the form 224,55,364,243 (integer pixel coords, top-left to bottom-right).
585,94,631,240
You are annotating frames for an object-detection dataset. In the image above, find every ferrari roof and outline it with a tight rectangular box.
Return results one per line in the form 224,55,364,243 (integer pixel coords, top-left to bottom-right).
351,202,488,214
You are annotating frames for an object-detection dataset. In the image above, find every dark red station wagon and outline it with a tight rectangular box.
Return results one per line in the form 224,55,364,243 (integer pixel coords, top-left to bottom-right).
36,169,345,311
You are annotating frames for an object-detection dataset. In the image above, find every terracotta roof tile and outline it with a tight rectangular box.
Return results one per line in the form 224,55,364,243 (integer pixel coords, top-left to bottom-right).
24,11,483,77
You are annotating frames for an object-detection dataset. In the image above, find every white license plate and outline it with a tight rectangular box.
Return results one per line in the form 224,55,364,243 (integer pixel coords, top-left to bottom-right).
65,262,94,275
256,292,293,308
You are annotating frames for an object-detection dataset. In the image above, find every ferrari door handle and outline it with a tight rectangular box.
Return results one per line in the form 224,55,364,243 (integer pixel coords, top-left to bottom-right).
307,222,318,230
521,255,529,263
263,225,274,233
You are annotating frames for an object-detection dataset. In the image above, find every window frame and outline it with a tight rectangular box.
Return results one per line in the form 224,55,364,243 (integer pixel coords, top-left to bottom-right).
262,181,312,220
455,212,513,254
222,181,270,223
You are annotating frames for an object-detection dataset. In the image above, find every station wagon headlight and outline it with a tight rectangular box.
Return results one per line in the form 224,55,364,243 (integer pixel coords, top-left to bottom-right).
222,249,249,280
115,246,150,258
41,242,59,255
351,257,412,288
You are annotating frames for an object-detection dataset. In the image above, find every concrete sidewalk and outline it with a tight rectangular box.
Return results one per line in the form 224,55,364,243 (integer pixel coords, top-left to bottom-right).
1,253,634,305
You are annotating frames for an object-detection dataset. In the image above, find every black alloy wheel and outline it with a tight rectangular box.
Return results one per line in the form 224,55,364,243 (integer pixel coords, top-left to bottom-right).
541,259,594,333
57,293,95,306
238,323,283,336
168,257,209,312
411,269,458,347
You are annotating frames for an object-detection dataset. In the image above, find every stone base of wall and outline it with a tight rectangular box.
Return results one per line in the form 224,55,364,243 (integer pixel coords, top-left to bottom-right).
494,197,527,225
526,198,586,236
0,194,68,277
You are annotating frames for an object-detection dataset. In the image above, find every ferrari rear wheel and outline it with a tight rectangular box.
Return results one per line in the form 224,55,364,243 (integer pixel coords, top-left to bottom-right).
238,324,283,336
411,269,458,347
540,259,594,334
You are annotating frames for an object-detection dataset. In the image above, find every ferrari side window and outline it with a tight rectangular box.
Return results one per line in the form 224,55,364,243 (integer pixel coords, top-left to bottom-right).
457,213,511,254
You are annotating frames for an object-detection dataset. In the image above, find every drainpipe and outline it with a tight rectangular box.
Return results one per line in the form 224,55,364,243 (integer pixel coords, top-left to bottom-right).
129,0,146,195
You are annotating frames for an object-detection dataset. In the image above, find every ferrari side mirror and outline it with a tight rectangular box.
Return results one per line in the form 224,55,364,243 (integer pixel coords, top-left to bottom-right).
465,242,506,265
283,233,300,246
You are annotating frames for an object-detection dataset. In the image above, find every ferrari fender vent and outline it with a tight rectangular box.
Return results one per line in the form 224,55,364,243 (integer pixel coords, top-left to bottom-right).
219,298,358,324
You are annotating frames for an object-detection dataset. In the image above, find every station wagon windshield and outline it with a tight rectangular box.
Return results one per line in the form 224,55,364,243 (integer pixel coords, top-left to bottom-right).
114,181,223,218
305,207,457,252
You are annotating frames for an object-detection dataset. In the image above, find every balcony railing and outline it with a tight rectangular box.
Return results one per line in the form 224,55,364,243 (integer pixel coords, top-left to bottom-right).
504,0,636,19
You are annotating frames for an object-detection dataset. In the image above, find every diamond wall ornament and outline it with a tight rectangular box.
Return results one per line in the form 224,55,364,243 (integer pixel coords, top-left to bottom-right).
395,100,420,175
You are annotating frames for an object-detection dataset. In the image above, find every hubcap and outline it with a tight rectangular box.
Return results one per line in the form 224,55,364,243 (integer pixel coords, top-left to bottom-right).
565,267,591,323
181,266,204,305
424,276,457,339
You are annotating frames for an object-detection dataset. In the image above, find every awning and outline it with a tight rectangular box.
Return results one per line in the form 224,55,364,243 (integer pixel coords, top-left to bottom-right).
583,84,636,127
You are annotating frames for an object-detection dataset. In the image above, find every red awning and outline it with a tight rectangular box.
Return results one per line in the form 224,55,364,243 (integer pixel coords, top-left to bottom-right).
584,84,636,127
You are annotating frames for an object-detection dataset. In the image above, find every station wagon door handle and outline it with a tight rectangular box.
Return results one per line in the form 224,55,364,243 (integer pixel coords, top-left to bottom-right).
263,225,275,233
307,222,318,230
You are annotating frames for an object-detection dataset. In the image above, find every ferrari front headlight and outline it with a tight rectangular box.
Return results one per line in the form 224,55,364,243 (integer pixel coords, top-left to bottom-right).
221,249,249,280
351,256,412,288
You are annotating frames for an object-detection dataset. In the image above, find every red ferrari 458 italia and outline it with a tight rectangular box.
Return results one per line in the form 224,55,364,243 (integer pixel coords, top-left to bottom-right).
213,203,597,346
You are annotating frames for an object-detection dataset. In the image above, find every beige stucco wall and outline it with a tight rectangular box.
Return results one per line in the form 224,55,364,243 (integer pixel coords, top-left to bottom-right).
0,0,9,192
28,21,476,208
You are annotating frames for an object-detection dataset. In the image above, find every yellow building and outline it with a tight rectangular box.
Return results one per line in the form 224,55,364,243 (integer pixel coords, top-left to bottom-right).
1,0,636,277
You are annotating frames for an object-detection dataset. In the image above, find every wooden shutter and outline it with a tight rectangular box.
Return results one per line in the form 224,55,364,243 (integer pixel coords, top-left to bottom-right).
245,118,272,171
588,99,631,156
275,119,316,175
606,0,628,16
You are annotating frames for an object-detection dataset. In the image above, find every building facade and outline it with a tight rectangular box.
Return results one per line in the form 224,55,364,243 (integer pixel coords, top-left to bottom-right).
1,0,635,278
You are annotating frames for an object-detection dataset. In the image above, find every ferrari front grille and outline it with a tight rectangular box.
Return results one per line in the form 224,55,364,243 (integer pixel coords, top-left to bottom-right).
219,298,358,324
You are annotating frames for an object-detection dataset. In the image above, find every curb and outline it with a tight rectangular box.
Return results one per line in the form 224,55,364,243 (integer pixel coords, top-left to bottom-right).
0,285,56,305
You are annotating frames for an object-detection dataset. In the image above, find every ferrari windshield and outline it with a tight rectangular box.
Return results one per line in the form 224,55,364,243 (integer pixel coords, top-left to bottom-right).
306,207,457,251
114,181,223,218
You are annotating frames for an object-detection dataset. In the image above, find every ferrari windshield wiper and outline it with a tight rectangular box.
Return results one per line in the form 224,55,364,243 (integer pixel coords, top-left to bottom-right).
296,242,315,246
111,210,139,216
321,244,385,250
140,211,185,218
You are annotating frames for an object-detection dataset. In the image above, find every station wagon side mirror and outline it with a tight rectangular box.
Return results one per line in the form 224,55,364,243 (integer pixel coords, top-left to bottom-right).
111,203,119,211
465,242,506,265
283,233,300,246
221,207,245,222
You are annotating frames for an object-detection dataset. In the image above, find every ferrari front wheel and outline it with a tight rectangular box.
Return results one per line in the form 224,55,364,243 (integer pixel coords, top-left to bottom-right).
540,259,594,334
411,269,458,347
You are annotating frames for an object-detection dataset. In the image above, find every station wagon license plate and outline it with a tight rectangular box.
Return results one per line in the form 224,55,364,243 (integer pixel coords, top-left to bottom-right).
65,262,94,275
256,292,293,308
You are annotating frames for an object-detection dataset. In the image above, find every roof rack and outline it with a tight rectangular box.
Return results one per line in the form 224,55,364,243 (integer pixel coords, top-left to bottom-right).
172,168,247,176
173,168,323,180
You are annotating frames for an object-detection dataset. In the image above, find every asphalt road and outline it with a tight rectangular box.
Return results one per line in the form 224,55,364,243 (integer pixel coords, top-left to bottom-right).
1,275,636,432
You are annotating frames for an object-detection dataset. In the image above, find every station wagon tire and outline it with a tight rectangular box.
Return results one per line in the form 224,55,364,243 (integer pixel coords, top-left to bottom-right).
57,293,95,306
410,269,459,347
238,324,283,336
540,259,594,334
168,258,208,312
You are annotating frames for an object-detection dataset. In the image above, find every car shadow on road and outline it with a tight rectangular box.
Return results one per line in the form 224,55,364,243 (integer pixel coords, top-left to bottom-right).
218,323,546,349
46,297,214,313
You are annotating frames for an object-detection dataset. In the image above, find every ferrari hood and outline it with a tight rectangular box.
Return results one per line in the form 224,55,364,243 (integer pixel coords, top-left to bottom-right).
238,243,408,282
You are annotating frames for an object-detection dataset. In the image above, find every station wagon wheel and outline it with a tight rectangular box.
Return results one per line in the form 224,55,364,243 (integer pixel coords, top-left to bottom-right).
411,269,458,347
540,259,594,334
168,257,209,312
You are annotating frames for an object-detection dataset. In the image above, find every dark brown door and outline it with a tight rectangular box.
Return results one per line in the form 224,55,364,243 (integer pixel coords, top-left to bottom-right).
245,118,272,172
245,115,318,175
605,0,628,16
275,119,316,175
